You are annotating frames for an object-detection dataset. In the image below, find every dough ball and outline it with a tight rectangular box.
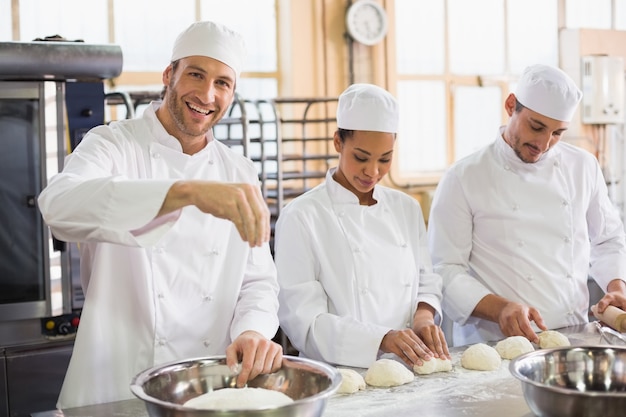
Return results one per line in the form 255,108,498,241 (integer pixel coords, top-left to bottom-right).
413,358,453,375
538,330,571,348
460,343,502,371
495,336,535,359
183,387,293,410
364,358,414,387
336,368,366,394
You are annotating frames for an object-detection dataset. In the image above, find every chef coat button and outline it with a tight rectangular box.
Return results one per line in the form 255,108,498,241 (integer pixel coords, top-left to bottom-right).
338,211,345,217
566,274,573,279
504,165,511,171
512,205,519,211
152,152,160,159
554,161,560,167
361,288,368,295
517,240,524,247
155,247,164,254
354,247,361,253
212,249,219,256
203,340,211,347
157,292,164,299
401,242,408,248
526,275,533,281
208,159,214,165
562,200,569,207
564,237,571,243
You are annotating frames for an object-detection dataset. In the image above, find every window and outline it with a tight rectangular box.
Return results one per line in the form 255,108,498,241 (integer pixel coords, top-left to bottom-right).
392,0,561,185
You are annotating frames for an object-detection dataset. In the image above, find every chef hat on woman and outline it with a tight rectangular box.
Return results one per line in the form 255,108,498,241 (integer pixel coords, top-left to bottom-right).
514,64,582,122
337,83,399,133
170,21,246,78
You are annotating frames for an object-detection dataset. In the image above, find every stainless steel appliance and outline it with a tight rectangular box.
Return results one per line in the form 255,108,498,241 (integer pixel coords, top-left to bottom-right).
0,40,122,417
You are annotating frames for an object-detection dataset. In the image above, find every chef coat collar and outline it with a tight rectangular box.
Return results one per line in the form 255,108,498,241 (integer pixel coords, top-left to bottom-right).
495,126,560,172
146,101,214,155
326,167,382,205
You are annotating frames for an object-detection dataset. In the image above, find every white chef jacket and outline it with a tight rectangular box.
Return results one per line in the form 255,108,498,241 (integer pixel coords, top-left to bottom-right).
428,128,626,346
274,168,442,368
37,102,279,409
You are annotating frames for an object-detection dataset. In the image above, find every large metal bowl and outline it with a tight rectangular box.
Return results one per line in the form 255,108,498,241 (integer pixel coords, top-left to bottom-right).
509,346,626,417
130,355,341,417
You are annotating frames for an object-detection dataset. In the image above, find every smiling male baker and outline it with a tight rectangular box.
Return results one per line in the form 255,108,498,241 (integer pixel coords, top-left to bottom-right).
38,21,282,408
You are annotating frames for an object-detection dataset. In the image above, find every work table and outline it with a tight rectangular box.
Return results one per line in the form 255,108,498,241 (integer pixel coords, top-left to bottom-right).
32,324,608,417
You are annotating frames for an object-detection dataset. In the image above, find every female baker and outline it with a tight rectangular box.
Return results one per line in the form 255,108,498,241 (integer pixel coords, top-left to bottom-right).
274,83,451,368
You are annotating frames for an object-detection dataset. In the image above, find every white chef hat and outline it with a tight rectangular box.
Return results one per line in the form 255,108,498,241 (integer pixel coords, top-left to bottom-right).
514,64,582,122
170,21,246,78
337,83,399,133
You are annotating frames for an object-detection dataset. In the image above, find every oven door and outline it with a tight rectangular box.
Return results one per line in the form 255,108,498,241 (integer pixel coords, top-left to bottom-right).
0,81,51,322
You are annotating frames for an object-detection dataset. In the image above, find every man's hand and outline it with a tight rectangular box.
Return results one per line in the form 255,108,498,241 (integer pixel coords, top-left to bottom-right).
412,303,451,361
380,328,433,368
159,181,270,247
595,279,626,313
473,294,547,344
225,331,283,387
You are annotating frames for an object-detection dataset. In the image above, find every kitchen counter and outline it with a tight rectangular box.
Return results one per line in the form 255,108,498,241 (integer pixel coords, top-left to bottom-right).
32,323,608,417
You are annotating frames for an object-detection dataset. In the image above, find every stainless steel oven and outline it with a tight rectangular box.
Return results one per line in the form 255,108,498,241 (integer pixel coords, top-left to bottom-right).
0,41,122,417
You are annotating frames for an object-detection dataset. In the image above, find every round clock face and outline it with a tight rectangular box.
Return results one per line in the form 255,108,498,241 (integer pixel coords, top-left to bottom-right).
346,0,389,46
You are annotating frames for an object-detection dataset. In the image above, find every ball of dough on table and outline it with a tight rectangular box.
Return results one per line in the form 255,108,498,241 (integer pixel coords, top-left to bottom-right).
413,357,453,375
365,358,414,387
495,336,535,359
460,343,502,371
337,368,366,394
537,330,571,348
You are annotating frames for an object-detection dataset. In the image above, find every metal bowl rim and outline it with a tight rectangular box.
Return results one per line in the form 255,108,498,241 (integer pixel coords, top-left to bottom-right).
130,354,342,411
509,344,626,398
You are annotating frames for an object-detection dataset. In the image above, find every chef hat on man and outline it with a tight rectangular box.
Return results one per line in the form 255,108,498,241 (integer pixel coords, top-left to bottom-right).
170,21,246,78
514,64,582,122
337,83,399,133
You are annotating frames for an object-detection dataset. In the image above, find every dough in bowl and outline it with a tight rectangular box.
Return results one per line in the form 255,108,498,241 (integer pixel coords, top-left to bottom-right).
337,368,366,394
495,336,535,359
183,387,293,410
365,358,414,387
413,357,453,375
537,330,571,348
460,343,501,371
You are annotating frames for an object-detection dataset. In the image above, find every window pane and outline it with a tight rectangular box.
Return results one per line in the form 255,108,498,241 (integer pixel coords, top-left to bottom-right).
616,0,626,30
508,0,558,72
0,0,11,40
113,0,195,72
397,81,447,173
19,0,108,42
395,0,445,74
454,86,501,161
565,0,611,29
201,0,277,73
448,0,505,74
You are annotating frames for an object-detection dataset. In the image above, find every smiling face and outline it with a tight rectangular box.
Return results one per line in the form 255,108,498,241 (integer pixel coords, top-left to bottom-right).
332,129,395,205
503,93,569,163
157,56,236,153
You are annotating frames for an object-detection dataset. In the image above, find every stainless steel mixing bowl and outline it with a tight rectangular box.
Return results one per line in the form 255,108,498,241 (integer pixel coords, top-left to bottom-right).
509,346,626,417
130,355,341,417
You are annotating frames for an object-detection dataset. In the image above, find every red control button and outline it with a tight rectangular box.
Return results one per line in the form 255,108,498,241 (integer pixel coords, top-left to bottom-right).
71,316,80,328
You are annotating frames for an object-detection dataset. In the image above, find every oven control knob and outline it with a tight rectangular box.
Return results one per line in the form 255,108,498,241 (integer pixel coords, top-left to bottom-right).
58,322,72,335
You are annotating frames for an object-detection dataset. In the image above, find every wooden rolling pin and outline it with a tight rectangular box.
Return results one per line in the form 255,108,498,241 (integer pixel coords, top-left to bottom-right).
591,304,626,333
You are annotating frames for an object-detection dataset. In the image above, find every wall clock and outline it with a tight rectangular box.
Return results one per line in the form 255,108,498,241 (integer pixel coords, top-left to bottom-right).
345,0,389,46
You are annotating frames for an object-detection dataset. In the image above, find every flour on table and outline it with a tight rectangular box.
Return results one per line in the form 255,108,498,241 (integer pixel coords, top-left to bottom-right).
537,330,571,348
413,357,453,375
337,368,366,394
365,358,414,387
460,343,501,371
183,387,293,410
495,336,534,359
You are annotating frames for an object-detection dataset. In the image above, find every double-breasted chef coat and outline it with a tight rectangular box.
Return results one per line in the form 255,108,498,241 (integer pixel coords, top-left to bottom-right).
37,102,279,409
428,128,626,346
274,168,442,368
